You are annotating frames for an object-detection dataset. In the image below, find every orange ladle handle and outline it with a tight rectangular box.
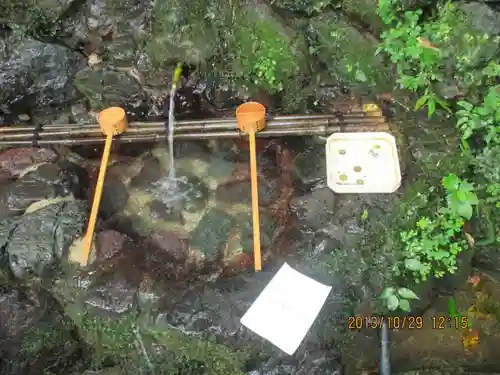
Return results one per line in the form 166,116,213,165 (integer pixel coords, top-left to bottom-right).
80,107,128,266
82,133,113,265
248,130,262,271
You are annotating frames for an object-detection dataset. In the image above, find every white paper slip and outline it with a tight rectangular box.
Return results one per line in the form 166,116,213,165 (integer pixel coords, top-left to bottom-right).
240,263,332,355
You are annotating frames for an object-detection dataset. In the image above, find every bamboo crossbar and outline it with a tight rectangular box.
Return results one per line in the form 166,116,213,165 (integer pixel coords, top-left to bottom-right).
0,113,389,146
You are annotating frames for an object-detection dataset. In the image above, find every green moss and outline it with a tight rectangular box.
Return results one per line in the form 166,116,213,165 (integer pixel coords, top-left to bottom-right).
231,16,299,93
144,0,235,66
309,12,394,94
339,0,384,32
69,308,247,375
270,0,333,14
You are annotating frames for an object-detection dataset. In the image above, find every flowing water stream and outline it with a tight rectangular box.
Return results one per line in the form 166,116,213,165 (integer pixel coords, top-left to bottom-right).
152,65,194,206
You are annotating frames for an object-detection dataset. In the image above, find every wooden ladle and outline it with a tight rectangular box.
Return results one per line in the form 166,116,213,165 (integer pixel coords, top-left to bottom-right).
80,107,128,266
235,102,267,272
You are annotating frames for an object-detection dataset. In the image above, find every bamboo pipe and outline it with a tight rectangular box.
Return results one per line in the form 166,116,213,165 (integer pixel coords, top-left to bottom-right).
0,114,383,133
0,118,386,141
0,122,389,146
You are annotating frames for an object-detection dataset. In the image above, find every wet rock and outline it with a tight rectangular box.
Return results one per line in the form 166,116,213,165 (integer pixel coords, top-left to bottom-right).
150,199,184,223
74,65,145,111
154,266,345,374
292,138,327,188
84,277,137,315
215,177,281,206
0,162,87,218
190,208,232,263
99,175,129,218
0,31,85,114
235,210,277,252
147,230,188,262
0,284,82,375
0,147,57,178
85,0,153,41
309,12,393,93
458,1,500,36
96,230,131,261
1,200,88,278
130,156,164,188
290,186,336,231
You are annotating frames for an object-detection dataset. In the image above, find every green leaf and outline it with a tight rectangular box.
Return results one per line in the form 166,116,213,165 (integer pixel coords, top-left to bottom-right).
405,258,423,271
457,101,473,110
414,95,429,111
398,298,411,312
387,295,399,311
427,98,436,117
448,296,457,317
442,173,459,191
397,288,420,300
381,287,396,299
457,203,473,219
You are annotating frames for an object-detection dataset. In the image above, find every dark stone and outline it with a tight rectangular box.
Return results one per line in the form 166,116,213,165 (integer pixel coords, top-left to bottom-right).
100,176,129,218
0,284,82,375
292,140,327,189
2,200,88,278
130,157,163,188
96,230,131,261
147,230,188,262
0,31,85,115
235,210,277,251
0,162,88,218
84,277,137,315
189,209,232,263
154,267,344,375
0,148,57,178
215,177,280,206
74,65,146,112
290,187,336,231
150,199,184,223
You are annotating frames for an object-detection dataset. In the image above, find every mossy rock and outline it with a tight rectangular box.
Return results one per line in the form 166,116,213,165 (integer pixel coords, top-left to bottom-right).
230,1,308,94
309,12,394,94
144,0,236,66
268,0,333,15
65,307,248,375
339,0,384,32
74,66,145,110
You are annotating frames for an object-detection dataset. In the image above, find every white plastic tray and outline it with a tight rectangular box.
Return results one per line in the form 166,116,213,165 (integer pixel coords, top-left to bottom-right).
325,132,401,193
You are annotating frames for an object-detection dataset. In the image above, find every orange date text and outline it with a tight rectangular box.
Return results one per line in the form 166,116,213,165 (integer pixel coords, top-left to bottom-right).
347,316,424,330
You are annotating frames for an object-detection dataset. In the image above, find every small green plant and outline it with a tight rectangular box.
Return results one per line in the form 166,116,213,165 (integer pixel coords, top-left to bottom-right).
381,174,478,312
456,85,500,145
381,286,419,312
398,173,477,281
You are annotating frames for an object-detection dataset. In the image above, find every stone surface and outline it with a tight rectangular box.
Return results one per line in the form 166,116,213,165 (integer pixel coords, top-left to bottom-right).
0,31,85,115
1,200,88,278
0,148,57,178
0,162,88,219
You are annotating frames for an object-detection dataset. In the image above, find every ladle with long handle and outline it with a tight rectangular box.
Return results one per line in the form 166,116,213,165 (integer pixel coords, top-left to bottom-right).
80,107,128,266
235,102,267,272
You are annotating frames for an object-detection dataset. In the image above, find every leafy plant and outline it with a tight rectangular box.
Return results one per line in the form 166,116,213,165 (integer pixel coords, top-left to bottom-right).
456,86,500,145
381,286,419,312
397,174,477,281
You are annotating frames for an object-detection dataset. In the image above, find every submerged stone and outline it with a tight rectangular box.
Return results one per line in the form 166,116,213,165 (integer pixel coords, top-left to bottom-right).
190,208,232,263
